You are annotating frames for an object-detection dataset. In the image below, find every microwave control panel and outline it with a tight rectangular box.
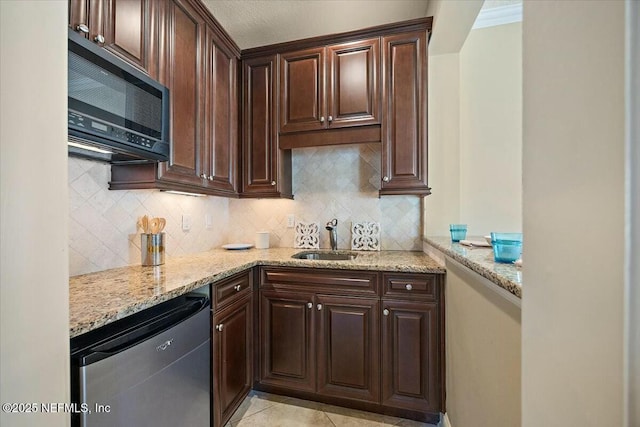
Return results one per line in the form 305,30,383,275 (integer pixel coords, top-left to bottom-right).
68,111,157,149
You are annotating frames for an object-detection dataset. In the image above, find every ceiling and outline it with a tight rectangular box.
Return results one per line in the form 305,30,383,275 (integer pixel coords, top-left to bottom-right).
202,0,431,50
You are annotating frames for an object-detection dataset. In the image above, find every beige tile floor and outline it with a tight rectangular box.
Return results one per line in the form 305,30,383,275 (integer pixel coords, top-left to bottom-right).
224,391,439,427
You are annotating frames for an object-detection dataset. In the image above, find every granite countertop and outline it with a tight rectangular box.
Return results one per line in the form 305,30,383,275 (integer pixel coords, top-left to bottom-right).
424,236,522,299
70,248,445,338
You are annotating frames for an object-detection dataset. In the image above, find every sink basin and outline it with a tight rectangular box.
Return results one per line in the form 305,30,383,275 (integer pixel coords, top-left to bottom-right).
292,251,358,261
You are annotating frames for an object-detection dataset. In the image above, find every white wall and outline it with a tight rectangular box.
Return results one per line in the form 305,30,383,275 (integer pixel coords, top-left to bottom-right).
426,22,522,237
522,1,625,426
626,1,640,424
424,54,461,237
459,23,522,236
0,2,69,427
445,261,521,427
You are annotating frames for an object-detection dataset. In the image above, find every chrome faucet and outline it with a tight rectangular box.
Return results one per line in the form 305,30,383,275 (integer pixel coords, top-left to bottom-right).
326,219,338,250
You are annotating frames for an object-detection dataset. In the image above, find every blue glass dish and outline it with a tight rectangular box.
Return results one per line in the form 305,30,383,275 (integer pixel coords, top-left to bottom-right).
490,232,523,263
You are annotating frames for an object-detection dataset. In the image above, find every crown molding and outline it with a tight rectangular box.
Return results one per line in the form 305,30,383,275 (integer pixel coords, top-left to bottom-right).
472,3,523,30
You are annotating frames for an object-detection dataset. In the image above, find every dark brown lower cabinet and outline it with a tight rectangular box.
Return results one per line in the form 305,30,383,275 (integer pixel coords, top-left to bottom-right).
381,299,442,413
255,267,444,424
212,292,252,427
259,290,316,392
316,295,380,403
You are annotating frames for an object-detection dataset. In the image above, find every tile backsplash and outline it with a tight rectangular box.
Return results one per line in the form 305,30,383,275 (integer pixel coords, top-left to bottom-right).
69,157,229,275
69,143,422,276
227,144,423,251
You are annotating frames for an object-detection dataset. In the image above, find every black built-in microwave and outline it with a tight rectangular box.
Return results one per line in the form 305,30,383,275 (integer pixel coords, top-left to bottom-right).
67,29,170,163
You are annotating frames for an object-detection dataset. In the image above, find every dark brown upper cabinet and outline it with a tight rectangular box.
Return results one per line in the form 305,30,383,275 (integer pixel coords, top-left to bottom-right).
380,30,430,196
278,38,381,149
110,0,240,197
326,39,380,129
155,0,207,189
202,27,238,196
68,0,158,77
241,55,293,198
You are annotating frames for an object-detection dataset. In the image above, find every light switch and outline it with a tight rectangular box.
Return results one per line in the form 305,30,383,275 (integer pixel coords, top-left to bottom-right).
182,214,192,231
205,214,212,229
287,214,295,228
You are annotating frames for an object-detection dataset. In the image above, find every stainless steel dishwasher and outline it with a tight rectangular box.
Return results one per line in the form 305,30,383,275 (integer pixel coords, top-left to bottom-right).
70,290,211,427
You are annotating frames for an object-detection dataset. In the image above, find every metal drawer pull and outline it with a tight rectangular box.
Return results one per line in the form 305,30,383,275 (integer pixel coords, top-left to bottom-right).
94,34,105,44
76,24,89,34
215,324,224,332
234,285,241,292
307,302,313,309
320,116,325,123
382,176,390,182
405,284,413,291
383,309,389,316
317,304,322,311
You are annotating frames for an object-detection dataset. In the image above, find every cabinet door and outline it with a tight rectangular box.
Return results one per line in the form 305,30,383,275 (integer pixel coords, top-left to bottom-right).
279,47,326,133
156,0,206,187
381,299,441,412
259,290,315,392
203,28,238,196
380,31,430,196
242,56,292,197
213,293,253,427
316,295,380,403
326,38,380,129
69,0,157,77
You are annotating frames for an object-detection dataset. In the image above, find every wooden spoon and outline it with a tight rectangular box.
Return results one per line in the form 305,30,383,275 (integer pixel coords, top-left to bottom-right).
149,218,161,235
140,215,149,234
157,218,166,233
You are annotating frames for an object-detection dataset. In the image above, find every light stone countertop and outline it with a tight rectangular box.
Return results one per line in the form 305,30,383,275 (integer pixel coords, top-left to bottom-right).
70,247,445,338
424,236,522,299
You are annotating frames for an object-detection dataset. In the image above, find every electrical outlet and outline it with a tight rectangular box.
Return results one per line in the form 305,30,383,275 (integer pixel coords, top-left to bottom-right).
287,214,295,228
182,214,192,231
205,214,212,229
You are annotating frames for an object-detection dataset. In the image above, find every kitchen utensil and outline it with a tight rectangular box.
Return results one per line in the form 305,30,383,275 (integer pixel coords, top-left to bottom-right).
157,217,166,233
141,215,149,234
141,233,165,266
149,218,161,234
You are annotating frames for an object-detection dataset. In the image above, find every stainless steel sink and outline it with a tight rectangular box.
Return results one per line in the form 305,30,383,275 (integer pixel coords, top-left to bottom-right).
292,251,358,261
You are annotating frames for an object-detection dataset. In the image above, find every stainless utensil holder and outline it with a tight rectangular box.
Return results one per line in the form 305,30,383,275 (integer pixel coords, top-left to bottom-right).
141,233,165,266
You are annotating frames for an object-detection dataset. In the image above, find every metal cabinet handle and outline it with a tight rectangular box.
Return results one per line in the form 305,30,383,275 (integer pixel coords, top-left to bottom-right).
271,181,276,186
328,115,333,123
405,284,413,291
234,285,241,292
320,116,325,123
208,175,214,181
382,176,390,182
200,173,207,179
215,324,224,332
76,24,89,34
383,309,389,316
94,34,105,44
307,302,313,309
317,304,322,311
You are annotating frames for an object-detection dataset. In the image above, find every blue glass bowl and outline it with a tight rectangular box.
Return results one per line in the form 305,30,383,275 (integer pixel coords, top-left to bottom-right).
490,232,522,263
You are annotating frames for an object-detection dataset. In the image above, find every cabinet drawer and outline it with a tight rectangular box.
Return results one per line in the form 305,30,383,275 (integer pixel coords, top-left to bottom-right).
260,267,379,296
382,273,439,301
213,271,252,311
